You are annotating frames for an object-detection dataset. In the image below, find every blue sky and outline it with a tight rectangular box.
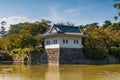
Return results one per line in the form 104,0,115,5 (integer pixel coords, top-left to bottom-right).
0,0,118,29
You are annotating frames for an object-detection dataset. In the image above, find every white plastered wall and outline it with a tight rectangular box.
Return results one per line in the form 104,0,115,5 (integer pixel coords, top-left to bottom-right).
59,36,82,48
44,36,82,49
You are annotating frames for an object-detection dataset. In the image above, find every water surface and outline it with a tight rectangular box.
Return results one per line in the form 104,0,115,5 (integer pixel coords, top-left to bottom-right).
0,64,120,80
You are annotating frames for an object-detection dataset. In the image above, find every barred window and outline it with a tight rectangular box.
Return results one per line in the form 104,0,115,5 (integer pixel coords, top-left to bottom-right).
53,40,57,44
74,40,79,44
63,39,68,44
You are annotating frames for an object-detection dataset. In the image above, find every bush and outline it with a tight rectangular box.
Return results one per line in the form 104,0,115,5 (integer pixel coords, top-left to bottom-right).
10,48,43,57
84,48,108,60
10,48,32,57
110,48,120,59
10,48,21,56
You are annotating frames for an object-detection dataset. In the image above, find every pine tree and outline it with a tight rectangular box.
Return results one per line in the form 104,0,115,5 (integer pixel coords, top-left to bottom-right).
0,21,6,37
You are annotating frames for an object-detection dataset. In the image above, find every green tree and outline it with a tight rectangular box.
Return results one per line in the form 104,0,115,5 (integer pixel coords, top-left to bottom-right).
0,21,6,37
83,22,120,49
41,19,52,26
113,0,120,20
7,21,49,49
103,20,112,28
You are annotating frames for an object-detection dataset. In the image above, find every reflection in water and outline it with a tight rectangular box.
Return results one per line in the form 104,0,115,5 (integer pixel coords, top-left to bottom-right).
96,70,120,80
60,65,83,80
0,64,120,80
45,64,60,80
60,65,120,80
0,75,29,80
0,64,31,80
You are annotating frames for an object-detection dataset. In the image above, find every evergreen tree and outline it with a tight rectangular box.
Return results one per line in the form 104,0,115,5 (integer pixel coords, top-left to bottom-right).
0,21,6,37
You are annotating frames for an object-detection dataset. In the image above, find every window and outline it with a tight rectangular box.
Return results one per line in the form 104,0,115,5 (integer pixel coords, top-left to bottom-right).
74,40,76,44
46,40,50,45
48,41,50,44
77,40,79,44
63,39,68,44
55,40,57,44
66,40,68,43
74,40,79,44
63,40,65,44
53,40,55,44
53,40,57,44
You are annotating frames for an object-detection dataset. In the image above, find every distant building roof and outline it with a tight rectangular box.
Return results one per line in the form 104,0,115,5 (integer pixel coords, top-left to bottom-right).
40,24,83,38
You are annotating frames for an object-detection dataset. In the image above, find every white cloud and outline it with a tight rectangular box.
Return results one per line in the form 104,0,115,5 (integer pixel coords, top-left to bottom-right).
65,8,81,17
44,4,95,25
0,16,31,24
44,6,64,23
44,6,82,25
0,16,38,30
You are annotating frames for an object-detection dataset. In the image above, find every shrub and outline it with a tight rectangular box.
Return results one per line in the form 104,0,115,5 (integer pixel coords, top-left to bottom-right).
10,48,32,57
84,48,108,60
10,48,21,56
10,48,43,57
110,48,120,59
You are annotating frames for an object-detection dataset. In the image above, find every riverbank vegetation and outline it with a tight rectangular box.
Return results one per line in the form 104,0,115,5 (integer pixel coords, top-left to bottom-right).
80,21,120,60
0,20,49,59
0,19,120,61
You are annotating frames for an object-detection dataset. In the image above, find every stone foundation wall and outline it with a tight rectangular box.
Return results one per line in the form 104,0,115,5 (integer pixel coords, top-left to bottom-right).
30,48,120,64
45,48,59,64
12,56,24,64
44,48,84,64
60,48,84,64
12,53,42,64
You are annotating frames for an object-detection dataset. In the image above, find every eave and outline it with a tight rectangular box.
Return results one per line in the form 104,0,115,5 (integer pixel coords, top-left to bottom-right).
40,32,84,38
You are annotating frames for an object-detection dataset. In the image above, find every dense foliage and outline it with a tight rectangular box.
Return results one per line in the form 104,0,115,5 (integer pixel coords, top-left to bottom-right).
84,48,108,60
79,21,120,60
80,22,120,49
110,48,120,59
0,21,49,57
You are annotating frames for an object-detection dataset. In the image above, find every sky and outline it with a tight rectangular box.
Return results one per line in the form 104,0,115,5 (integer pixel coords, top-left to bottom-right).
0,0,118,29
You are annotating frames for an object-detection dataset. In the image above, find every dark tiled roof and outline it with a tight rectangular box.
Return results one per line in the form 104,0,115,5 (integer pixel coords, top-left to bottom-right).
54,24,80,33
40,24,83,38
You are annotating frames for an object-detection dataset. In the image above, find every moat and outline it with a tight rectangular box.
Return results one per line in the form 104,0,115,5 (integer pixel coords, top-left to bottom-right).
0,64,120,80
